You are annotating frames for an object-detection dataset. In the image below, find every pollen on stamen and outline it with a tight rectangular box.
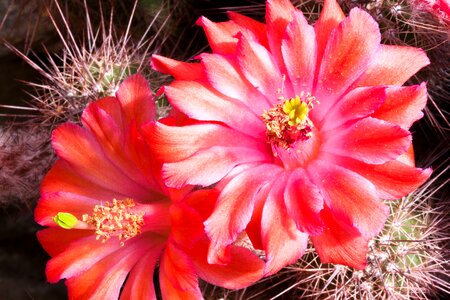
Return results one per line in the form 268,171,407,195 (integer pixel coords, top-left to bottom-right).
261,92,317,150
82,198,144,246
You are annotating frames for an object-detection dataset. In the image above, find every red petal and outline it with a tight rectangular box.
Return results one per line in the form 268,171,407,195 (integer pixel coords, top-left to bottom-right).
309,161,389,238
159,241,202,300
281,10,317,92
164,80,265,138
337,156,432,199
245,183,271,250
320,86,386,130
311,207,369,269
228,11,268,48
315,8,380,120
169,202,205,248
324,117,411,165
37,228,92,257
284,169,324,235
372,83,427,129
115,73,155,127
314,0,345,70
52,123,153,200
205,164,283,265
120,245,163,300
142,122,266,163
66,235,158,299
189,239,264,289
196,17,241,55
200,53,271,114
236,35,284,104
354,45,430,86
266,0,296,71
261,175,308,275
151,54,203,80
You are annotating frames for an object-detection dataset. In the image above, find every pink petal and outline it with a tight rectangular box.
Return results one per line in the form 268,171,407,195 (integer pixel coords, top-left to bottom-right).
309,161,389,238
245,183,271,250
314,8,380,120
281,10,317,92
163,146,271,188
261,175,308,275
189,239,264,289
372,83,427,129
115,73,155,127
169,202,205,248
205,164,283,265
311,207,369,269
265,0,296,71
164,80,265,138
52,123,154,200
66,235,158,299
196,17,241,55
228,11,268,48
337,156,432,199
319,86,386,130
324,117,411,165
159,241,202,300
236,34,285,104
284,169,324,235
354,45,430,86
314,0,345,69
151,54,203,80
119,245,163,300
200,53,271,114
142,122,267,163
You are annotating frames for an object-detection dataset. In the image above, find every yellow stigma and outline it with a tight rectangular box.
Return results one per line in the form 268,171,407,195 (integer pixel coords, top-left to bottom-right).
53,212,78,229
82,198,144,246
261,92,316,150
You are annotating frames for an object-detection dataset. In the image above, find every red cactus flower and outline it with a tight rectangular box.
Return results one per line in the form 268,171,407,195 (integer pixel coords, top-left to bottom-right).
35,74,264,299
146,0,432,273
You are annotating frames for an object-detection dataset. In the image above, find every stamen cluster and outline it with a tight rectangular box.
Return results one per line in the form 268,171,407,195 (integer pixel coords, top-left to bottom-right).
82,198,144,246
261,92,316,150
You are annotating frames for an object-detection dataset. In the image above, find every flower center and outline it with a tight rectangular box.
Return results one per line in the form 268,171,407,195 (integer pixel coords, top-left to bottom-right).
261,92,316,150
82,198,144,246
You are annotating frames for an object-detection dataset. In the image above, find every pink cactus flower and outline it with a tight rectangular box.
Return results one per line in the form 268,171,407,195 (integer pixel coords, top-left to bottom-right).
35,74,264,299
146,0,432,273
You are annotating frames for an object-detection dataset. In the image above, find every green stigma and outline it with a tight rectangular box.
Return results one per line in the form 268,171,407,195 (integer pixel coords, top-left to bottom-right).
53,212,78,229
282,95,309,126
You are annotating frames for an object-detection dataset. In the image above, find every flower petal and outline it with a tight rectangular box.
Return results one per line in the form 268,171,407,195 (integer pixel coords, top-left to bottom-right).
205,164,283,265
315,8,380,119
314,0,345,69
354,45,430,86
284,169,324,235
281,10,317,92
308,161,389,238
236,34,284,104
189,239,264,290
52,123,154,200
228,11,268,48
164,80,265,138
200,53,271,114
37,228,92,257
120,245,164,300
324,117,411,165
262,175,308,276
196,17,241,55
163,146,271,188
151,54,203,81
115,73,155,127
372,83,427,129
336,156,432,199
311,207,369,269
320,86,386,130
142,121,266,164
159,241,202,300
